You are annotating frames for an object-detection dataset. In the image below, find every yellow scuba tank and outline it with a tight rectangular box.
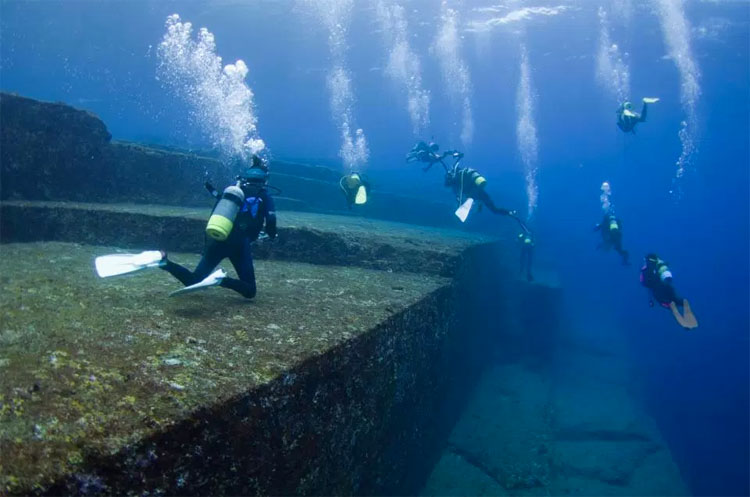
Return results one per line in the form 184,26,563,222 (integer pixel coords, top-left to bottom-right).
206,184,245,241
467,169,487,188
609,217,619,231
657,262,673,282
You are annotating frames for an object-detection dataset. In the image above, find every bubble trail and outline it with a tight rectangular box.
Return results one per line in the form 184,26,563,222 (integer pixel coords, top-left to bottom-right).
595,7,630,104
653,0,701,186
516,45,539,220
376,1,430,135
157,14,265,159
600,181,612,213
302,0,369,171
433,2,474,147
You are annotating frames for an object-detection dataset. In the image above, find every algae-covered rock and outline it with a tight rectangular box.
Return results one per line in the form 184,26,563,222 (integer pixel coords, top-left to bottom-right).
0,201,496,277
0,241,500,495
0,93,111,201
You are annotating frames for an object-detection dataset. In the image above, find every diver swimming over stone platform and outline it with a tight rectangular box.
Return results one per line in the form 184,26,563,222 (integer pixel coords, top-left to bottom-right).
406,141,528,232
94,155,277,298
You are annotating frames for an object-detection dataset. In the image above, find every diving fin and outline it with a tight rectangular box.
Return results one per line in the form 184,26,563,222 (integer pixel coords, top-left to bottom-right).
623,109,638,118
354,185,367,205
455,198,474,222
169,269,226,297
642,97,660,104
670,300,698,330
95,251,165,278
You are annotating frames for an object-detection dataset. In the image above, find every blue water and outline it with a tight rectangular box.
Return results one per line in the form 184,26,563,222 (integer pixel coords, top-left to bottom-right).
1,1,748,495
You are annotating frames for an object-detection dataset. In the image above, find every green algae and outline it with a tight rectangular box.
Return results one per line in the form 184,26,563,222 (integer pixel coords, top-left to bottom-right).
0,242,448,493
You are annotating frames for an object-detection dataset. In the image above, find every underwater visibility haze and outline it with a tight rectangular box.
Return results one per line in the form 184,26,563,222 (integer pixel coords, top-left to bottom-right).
1,0,748,495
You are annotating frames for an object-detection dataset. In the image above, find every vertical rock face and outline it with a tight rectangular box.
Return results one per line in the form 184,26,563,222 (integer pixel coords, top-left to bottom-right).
0,92,455,227
0,93,112,201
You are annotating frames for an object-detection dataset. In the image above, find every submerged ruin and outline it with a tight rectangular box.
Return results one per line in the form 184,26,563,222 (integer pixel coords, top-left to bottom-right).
0,93,687,496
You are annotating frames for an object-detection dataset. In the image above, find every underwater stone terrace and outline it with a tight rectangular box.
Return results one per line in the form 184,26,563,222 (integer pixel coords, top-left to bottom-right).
0,212,508,494
0,92,524,495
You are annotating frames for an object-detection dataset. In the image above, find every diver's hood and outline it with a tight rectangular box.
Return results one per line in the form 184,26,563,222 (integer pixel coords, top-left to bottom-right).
240,167,269,184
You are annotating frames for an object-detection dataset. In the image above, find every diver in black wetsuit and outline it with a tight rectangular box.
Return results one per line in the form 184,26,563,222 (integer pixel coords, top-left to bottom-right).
594,212,629,265
444,165,515,216
518,232,534,282
616,97,659,134
406,140,527,230
640,253,698,329
406,141,448,171
339,172,371,209
160,155,277,298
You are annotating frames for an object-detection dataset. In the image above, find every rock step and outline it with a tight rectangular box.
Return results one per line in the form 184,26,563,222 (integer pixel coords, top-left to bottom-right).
0,201,496,277
0,242,473,495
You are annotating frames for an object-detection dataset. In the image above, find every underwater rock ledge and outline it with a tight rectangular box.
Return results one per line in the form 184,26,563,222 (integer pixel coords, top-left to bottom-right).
0,233,507,495
0,92,454,228
0,201,496,278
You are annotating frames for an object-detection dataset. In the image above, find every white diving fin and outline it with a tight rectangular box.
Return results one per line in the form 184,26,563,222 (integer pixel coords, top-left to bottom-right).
623,109,638,118
670,300,698,330
170,269,227,297
95,251,165,278
455,198,474,223
354,185,367,205
642,97,660,104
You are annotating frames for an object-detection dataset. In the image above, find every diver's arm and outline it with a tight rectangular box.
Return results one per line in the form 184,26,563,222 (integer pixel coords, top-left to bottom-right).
264,194,277,239
205,182,220,199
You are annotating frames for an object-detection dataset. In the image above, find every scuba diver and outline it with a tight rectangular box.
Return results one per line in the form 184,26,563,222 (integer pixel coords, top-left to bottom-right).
406,140,456,171
339,172,370,209
443,164,516,218
94,155,277,299
518,232,534,282
594,212,630,265
640,253,698,329
616,97,659,134
406,141,527,231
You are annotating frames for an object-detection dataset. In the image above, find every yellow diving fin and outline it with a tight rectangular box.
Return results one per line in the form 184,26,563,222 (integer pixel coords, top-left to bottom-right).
670,300,698,330
455,198,474,223
642,97,660,104
354,185,367,205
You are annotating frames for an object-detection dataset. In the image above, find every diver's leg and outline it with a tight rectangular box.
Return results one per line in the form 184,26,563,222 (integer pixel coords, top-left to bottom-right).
476,189,510,215
526,248,534,282
161,242,223,286
616,244,630,265
223,239,257,299
640,102,648,122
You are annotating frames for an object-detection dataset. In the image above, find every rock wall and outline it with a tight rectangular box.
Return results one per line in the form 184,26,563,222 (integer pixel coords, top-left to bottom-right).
0,93,454,228
0,206,512,496
0,202,490,277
